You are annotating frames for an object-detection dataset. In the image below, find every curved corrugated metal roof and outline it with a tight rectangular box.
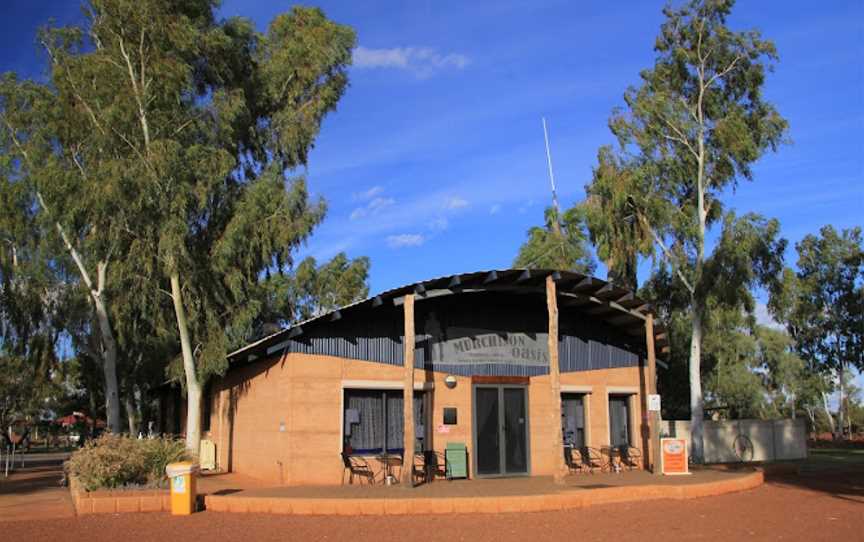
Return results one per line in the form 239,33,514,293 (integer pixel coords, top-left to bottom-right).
228,268,668,362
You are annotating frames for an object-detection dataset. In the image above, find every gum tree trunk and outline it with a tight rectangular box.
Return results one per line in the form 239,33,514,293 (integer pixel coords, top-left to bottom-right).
170,272,201,455
124,393,138,436
92,263,121,434
837,362,845,439
689,307,705,463
821,391,836,436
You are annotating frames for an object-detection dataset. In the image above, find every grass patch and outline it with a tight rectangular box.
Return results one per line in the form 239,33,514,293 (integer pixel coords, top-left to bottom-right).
800,448,864,472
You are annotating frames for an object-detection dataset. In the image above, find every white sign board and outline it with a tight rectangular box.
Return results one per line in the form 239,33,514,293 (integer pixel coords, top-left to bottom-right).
648,394,662,412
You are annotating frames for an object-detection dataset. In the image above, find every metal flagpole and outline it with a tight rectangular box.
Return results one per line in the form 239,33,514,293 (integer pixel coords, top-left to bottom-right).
542,117,562,217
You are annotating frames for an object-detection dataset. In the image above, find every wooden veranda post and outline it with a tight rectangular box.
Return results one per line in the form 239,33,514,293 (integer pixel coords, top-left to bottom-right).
546,275,568,483
402,294,416,486
645,313,661,474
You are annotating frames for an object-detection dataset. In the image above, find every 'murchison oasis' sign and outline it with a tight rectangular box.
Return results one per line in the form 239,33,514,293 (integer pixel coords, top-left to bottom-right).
426,324,549,367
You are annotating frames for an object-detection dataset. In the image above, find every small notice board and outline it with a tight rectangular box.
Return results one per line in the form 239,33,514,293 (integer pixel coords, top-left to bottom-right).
660,438,690,475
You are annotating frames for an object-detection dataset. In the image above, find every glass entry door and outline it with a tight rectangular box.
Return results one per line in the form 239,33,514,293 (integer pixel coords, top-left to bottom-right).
474,385,529,476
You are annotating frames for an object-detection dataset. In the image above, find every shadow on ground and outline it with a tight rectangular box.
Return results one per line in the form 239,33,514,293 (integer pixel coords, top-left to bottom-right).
0,458,67,497
764,469,864,505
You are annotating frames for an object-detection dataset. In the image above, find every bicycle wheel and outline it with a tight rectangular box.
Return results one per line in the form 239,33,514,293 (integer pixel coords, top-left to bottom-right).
733,434,754,462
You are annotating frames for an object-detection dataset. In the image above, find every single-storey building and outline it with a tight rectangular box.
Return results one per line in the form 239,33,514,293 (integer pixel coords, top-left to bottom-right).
161,269,667,485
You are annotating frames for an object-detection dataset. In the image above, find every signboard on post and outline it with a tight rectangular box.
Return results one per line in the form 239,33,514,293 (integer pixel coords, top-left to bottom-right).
661,438,690,475
648,394,661,412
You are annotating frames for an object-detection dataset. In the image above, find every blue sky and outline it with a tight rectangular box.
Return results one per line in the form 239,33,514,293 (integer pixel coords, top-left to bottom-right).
2,0,862,293
3,1,860,295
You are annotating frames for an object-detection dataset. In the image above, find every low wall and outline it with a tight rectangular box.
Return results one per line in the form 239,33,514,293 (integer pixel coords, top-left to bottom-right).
205,470,764,515
69,476,171,515
661,418,808,463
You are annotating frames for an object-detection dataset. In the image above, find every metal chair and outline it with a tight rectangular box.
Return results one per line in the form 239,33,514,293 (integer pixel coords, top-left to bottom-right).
617,444,642,471
422,450,447,482
341,452,380,485
564,445,581,474
576,446,604,474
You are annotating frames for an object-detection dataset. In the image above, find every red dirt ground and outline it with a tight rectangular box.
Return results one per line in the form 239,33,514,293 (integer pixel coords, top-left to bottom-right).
2,469,861,542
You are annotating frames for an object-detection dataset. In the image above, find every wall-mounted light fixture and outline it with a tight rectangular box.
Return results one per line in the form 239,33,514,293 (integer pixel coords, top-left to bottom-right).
444,375,457,389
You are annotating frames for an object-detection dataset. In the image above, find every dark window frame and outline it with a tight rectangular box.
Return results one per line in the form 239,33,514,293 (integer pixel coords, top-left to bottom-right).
342,388,427,455
608,394,632,447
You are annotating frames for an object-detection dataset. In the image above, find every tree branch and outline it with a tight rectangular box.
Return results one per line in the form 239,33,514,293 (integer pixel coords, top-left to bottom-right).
641,216,696,295
706,55,743,90
662,117,699,160
118,34,151,151
2,113,99,294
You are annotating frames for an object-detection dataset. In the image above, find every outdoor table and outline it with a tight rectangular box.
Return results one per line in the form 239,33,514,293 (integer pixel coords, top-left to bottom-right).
376,453,403,484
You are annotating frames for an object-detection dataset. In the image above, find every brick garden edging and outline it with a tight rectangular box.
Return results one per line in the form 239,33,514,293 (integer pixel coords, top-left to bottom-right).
203,469,764,516
67,469,764,516
69,476,171,515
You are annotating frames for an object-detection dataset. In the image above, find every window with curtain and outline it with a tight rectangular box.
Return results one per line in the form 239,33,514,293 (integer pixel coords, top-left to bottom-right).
608,395,631,447
561,393,585,448
343,389,425,455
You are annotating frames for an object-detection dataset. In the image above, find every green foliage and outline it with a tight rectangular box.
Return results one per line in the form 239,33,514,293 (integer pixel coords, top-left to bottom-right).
700,211,786,309
2,1,368,440
66,434,189,491
282,253,370,323
514,206,595,273
602,0,788,290
773,226,864,374
610,0,787,203
769,226,863,436
580,146,654,289
584,1,788,459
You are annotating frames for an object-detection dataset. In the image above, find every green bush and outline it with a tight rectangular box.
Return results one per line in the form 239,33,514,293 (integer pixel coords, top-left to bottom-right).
139,437,190,486
66,434,190,491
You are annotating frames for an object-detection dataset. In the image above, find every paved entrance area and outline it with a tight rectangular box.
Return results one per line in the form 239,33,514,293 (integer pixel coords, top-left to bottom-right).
1,467,860,541
0,452,75,522
203,466,763,514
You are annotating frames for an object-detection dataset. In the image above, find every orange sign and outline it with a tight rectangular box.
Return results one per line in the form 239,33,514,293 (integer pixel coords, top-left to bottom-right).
661,438,690,475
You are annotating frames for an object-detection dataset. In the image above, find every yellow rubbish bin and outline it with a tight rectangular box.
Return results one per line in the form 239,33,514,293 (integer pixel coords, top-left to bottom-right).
166,461,199,515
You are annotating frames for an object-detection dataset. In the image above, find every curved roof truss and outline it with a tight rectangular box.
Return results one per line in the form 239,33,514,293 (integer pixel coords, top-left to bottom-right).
229,268,669,364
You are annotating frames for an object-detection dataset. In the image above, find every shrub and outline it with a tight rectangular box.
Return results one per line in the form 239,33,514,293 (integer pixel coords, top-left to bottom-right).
66,434,190,491
140,437,189,486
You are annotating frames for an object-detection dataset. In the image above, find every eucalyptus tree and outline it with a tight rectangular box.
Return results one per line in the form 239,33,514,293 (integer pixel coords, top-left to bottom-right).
258,253,370,324
580,147,653,291
35,1,359,452
0,160,66,431
0,53,137,432
514,206,595,273
591,0,788,461
772,226,864,438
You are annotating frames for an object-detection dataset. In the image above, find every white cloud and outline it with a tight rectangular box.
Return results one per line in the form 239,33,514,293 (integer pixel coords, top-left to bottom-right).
353,185,383,201
446,196,469,210
353,46,470,77
489,204,501,215
386,233,425,249
350,196,395,221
